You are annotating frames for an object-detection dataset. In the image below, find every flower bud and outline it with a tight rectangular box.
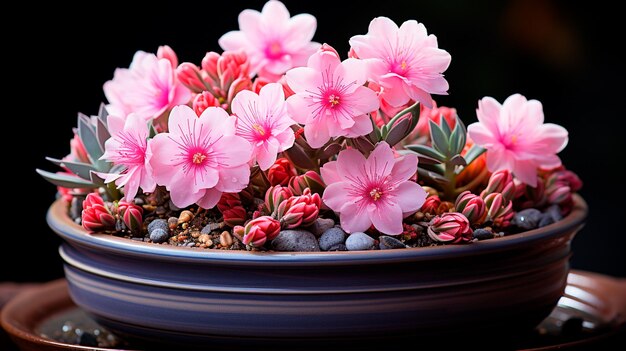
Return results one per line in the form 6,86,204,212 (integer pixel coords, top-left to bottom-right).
454,191,487,225
481,170,516,202
117,200,144,234
268,158,297,186
427,212,473,243
235,216,281,248
82,193,116,233
276,189,321,229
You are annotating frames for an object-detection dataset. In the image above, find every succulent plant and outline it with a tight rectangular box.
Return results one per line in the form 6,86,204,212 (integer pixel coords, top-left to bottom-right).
37,104,121,200
403,115,487,201
233,216,281,248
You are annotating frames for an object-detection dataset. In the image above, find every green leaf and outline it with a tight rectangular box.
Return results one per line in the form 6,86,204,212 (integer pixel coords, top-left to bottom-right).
368,114,381,142
148,123,157,138
46,157,96,181
440,115,452,137
95,117,111,150
97,103,109,125
284,143,317,170
448,118,467,156
384,117,411,147
405,144,446,163
36,169,96,189
352,136,375,155
78,113,103,163
449,154,467,166
463,144,487,166
428,121,450,157
417,167,449,184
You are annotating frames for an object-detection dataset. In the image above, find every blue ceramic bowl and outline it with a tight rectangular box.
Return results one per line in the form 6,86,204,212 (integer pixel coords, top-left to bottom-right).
48,196,587,346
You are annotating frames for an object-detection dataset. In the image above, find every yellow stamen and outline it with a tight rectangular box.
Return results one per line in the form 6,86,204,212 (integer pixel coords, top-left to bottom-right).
328,94,340,107
400,61,407,70
192,153,207,164
370,188,382,201
253,124,266,136
269,42,282,55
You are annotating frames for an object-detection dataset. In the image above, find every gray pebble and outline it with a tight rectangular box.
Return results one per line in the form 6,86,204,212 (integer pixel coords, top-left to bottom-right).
148,219,168,233
133,197,145,206
379,236,406,249
538,214,555,228
149,228,169,243
327,243,348,251
545,204,563,222
346,232,376,251
307,218,336,237
473,228,493,240
272,230,320,252
318,227,346,251
512,208,543,230
201,222,221,234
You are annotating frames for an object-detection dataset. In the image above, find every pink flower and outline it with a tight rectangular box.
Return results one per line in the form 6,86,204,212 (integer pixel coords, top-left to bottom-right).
148,105,253,209
321,142,426,235
104,50,191,122
100,113,156,202
219,0,321,78
467,94,569,187
285,46,379,148
231,83,296,170
349,17,451,108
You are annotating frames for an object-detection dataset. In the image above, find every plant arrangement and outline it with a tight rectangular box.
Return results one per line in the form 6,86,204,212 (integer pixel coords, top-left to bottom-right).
38,0,581,253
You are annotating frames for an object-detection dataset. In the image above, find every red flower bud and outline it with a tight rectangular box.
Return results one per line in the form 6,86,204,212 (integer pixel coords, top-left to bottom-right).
118,200,144,234
481,170,516,203
223,206,247,227
484,193,515,228
454,191,487,225
268,158,297,186
176,62,207,93
427,212,472,243
157,45,178,68
420,195,441,215
276,189,321,229
234,216,281,248
81,193,116,233
263,185,293,215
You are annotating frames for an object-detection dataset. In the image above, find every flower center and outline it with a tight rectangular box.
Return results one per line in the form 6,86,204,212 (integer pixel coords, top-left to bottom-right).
252,124,266,136
369,188,383,201
400,61,407,70
192,152,207,164
266,42,283,60
328,94,340,107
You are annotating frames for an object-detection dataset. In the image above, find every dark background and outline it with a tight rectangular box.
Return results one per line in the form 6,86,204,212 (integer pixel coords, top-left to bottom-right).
5,0,624,281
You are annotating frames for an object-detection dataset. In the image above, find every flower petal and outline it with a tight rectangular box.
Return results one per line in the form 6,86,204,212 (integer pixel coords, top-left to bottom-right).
215,164,251,193
391,181,426,214
196,187,223,209
339,201,372,233
285,67,319,94
322,182,352,212
390,154,417,183
286,94,313,124
336,148,367,181
320,161,341,185
213,135,253,168
304,120,331,148
365,142,394,179
368,200,403,235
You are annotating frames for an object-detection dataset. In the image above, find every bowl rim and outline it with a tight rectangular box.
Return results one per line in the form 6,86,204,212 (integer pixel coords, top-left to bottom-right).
47,194,587,266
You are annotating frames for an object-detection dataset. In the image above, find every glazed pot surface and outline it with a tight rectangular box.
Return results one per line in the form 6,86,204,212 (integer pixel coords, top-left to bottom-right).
47,195,588,346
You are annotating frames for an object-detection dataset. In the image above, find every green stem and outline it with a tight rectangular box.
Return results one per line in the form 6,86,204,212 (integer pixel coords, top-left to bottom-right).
442,161,457,201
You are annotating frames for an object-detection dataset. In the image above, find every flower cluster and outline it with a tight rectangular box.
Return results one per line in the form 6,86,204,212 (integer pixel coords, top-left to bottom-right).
39,0,580,252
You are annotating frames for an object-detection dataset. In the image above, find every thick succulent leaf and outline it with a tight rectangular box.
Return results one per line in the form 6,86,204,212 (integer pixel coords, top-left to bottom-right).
463,144,487,166
36,169,97,189
368,115,382,142
78,113,104,163
284,143,318,170
419,162,445,175
417,167,449,184
405,144,446,163
89,170,106,186
95,117,111,150
384,117,411,147
449,154,467,166
46,157,96,181
448,120,467,156
352,136,375,155
317,143,343,160
429,120,450,157
440,115,452,137
97,103,109,125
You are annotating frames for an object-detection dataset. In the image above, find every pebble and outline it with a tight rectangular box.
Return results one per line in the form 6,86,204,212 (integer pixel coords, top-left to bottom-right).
220,231,233,247
318,227,346,251
186,242,196,247
272,230,320,252
178,210,194,224
379,236,406,249
198,233,211,244
307,218,335,237
147,219,168,233
345,232,376,251
133,197,144,206
190,230,201,238
545,205,563,222
149,228,169,243
473,228,494,240
538,214,555,228
512,208,543,230
201,222,222,234
328,243,348,251
167,217,178,229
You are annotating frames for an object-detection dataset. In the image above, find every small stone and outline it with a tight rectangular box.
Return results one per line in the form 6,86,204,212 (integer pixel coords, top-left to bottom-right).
178,235,188,241
148,219,168,233
133,197,145,206
307,218,335,237
379,236,406,249
78,332,98,347
328,243,348,251
186,242,196,247
190,230,201,238
198,233,211,243
318,227,346,251
167,217,178,229
473,228,493,240
545,204,563,222
178,210,194,224
220,231,233,247
272,230,320,252
201,222,221,234
181,222,189,230
538,214,555,228
345,232,376,251
149,228,169,243
512,208,543,230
